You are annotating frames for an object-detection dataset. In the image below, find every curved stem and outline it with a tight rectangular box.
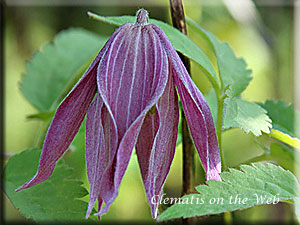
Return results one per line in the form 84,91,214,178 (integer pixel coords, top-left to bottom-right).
216,88,226,171
214,73,230,223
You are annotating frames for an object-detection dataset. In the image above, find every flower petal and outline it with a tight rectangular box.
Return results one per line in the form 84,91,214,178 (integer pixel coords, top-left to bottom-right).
16,25,128,192
95,25,169,216
136,73,179,218
98,24,168,137
152,24,221,180
84,25,133,218
85,94,118,218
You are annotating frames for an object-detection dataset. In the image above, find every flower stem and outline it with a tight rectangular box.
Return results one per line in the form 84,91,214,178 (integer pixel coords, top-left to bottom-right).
216,89,227,171
169,1,231,223
169,0,195,196
169,2,196,224
215,69,231,225
214,66,231,224
224,211,233,225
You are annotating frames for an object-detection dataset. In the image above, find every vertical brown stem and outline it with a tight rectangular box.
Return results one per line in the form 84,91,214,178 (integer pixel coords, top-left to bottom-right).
169,0,194,196
169,2,195,224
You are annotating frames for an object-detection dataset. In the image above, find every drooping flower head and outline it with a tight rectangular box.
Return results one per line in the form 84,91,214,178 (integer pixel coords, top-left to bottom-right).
17,9,221,219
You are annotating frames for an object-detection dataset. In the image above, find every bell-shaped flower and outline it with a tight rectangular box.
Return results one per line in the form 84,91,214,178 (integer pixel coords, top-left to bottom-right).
17,9,221,219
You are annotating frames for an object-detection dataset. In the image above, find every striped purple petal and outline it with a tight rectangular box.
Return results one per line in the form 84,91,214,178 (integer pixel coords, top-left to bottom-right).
152,24,221,181
136,72,179,218
85,94,118,218
94,23,169,217
16,24,128,192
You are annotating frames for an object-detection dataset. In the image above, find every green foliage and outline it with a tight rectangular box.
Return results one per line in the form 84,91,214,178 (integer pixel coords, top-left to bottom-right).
205,90,218,127
260,100,298,138
186,17,272,136
247,143,297,173
205,91,271,136
27,111,55,122
158,163,300,221
269,129,300,149
267,143,296,171
186,17,252,97
223,97,272,136
20,28,107,112
87,12,219,86
3,148,91,223
259,100,300,148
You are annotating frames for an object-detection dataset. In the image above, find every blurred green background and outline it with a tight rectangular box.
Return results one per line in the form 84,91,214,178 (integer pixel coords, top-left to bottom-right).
3,0,296,223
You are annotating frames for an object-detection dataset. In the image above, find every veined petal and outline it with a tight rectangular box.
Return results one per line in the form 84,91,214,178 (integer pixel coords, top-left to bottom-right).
85,94,118,218
96,114,146,217
16,24,128,192
98,24,168,137
16,65,97,192
152,24,221,181
136,72,179,218
95,25,169,217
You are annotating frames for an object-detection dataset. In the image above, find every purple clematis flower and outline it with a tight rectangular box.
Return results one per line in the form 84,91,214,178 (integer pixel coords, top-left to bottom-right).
17,9,221,219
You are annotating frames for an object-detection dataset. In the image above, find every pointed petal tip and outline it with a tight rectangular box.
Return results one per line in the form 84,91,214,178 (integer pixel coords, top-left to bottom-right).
15,182,34,192
85,203,94,219
93,200,112,218
151,204,159,219
86,193,101,219
93,212,99,217
206,170,222,181
15,172,40,192
93,208,106,218
15,186,23,192
15,183,31,192
15,184,29,192
15,183,26,192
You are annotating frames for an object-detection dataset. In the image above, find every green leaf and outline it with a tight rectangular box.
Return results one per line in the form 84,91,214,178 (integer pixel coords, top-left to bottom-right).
259,100,300,148
260,100,299,137
205,90,271,136
27,111,55,122
158,163,300,221
269,129,300,149
3,148,91,222
223,97,272,136
205,90,219,128
20,28,107,112
186,17,252,97
172,17,270,136
87,12,219,87
246,143,298,173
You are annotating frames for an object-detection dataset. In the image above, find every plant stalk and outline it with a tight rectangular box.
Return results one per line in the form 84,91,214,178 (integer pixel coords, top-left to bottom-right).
169,0,195,196
169,1,230,223
216,93,226,171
